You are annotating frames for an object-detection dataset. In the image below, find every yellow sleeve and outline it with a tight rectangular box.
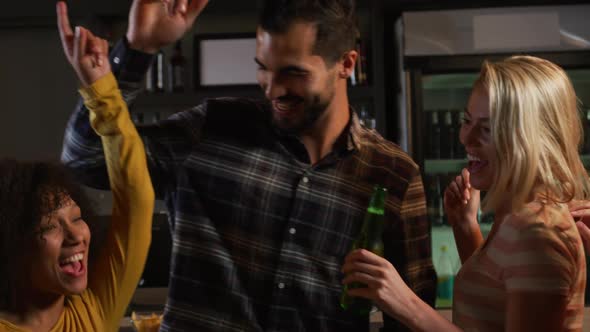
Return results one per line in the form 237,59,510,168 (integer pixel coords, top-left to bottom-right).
79,73,155,331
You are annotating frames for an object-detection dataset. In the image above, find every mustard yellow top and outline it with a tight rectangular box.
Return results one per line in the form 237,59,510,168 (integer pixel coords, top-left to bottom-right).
0,73,155,332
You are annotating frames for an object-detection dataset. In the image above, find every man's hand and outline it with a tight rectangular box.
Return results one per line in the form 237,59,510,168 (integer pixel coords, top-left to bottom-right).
126,0,209,54
568,200,590,255
57,2,111,86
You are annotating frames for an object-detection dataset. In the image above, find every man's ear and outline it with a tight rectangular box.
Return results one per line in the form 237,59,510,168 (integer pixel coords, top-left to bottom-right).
339,50,358,79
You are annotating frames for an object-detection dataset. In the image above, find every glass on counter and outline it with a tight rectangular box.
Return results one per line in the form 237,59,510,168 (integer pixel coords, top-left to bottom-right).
130,311,162,332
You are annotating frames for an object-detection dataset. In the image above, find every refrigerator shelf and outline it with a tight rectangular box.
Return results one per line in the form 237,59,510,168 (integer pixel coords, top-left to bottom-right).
424,159,467,174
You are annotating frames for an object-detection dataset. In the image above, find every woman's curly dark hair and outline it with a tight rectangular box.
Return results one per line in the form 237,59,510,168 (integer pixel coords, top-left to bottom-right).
0,159,94,309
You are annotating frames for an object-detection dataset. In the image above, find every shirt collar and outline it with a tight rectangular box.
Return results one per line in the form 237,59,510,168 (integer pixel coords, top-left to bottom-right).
271,106,365,157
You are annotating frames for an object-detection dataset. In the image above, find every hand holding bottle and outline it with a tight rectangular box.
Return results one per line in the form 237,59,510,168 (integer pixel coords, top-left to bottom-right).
341,249,415,321
57,2,111,86
126,0,209,54
443,168,480,231
340,186,387,315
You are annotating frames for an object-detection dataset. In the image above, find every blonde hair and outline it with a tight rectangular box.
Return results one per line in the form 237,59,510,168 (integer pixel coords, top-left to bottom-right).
478,55,590,212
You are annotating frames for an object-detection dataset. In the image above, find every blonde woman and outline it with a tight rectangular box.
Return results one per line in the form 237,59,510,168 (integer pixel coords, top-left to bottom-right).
341,56,588,331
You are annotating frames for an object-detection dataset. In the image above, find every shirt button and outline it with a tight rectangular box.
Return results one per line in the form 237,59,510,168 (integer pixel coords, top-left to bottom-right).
289,228,296,235
113,56,121,64
302,176,309,183
278,282,285,289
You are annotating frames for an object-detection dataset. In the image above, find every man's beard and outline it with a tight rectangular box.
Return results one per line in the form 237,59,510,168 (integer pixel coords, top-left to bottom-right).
272,90,334,135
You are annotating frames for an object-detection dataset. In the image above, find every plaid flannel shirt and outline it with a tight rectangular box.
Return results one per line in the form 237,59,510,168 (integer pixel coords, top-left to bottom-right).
61,38,436,332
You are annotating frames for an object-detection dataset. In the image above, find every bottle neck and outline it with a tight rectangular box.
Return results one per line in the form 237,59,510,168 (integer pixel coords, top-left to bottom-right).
367,186,387,213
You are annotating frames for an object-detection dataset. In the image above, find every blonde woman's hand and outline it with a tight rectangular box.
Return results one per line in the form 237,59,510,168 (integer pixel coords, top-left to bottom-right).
57,2,111,86
341,249,414,321
568,200,590,255
443,168,480,231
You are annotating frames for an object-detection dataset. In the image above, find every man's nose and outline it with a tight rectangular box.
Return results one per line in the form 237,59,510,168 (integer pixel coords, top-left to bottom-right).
264,76,286,100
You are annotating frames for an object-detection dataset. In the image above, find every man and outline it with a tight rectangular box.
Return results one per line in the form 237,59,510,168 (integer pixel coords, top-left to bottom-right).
60,0,436,330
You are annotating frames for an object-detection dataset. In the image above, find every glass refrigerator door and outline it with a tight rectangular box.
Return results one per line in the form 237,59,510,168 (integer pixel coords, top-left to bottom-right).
423,69,590,308
420,72,480,308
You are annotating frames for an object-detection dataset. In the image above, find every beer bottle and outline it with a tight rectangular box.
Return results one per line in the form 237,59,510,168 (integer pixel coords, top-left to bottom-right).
340,185,387,315
442,111,455,159
429,111,441,159
426,174,444,225
154,50,166,93
169,41,187,92
453,111,466,158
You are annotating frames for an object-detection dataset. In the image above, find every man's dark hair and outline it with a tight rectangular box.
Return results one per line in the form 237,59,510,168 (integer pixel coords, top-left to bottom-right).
259,0,358,64
0,159,93,309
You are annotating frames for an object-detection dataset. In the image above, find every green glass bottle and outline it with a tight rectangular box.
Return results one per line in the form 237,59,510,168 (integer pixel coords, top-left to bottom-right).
340,185,387,315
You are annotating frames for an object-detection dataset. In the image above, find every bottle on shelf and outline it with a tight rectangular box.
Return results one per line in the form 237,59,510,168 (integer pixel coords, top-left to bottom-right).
426,174,444,226
350,31,368,87
477,205,482,223
145,63,154,92
453,110,466,159
340,185,387,315
441,111,456,159
149,111,161,124
435,244,455,308
169,41,187,92
358,37,369,85
358,104,376,130
153,50,166,93
428,111,442,159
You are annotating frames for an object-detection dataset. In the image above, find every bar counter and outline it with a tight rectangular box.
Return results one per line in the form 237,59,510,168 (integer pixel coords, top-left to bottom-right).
118,288,590,331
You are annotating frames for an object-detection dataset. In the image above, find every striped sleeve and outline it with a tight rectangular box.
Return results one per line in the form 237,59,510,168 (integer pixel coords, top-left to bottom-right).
495,215,579,295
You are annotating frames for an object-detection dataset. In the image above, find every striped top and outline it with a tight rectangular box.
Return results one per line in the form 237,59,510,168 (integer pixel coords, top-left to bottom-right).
453,202,586,331
61,38,436,332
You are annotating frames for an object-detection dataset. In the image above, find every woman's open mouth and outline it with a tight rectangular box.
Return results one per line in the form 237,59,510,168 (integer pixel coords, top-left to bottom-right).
467,154,489,174
59,252,86,278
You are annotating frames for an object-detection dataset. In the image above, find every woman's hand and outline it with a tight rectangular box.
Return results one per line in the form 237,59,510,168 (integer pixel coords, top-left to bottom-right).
568,200,590,255
342,249,462,332
443,168,480,230
443,168,484,262
341,249,414,320
57,2,111,86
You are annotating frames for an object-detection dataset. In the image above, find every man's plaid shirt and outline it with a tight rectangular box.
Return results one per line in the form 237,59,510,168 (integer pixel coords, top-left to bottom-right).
61,39,436,332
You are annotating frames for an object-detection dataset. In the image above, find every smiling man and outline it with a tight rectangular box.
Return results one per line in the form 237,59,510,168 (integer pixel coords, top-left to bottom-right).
254,9,354,164
61,0,436,331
